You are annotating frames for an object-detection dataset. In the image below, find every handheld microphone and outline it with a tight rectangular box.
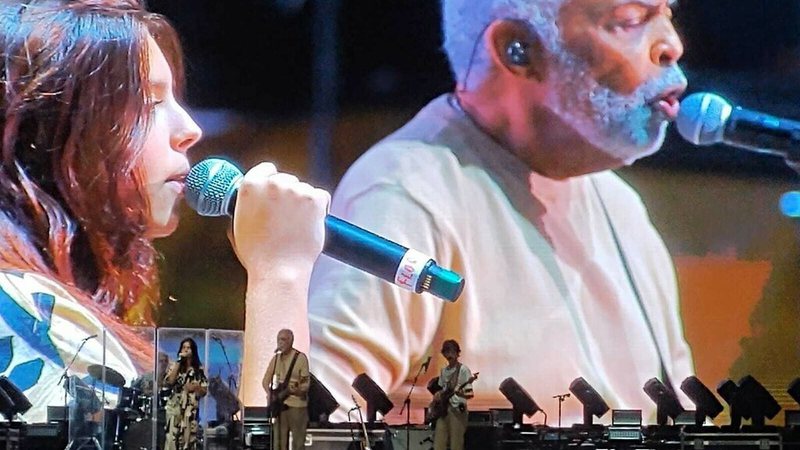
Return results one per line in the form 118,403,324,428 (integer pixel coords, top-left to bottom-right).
185,158,465,302
676,92,800,161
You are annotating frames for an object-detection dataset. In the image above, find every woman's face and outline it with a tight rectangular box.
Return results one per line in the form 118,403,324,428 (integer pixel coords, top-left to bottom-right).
139,36,202,239
180,340,193,357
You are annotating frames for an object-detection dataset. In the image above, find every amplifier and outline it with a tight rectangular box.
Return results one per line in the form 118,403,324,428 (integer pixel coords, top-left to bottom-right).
608,426,642,441
387,427,433,450
489,408,514,426
243,424,270,450
467,410,492,426
22,423,61,438
46,406,66,423
20,423,65,450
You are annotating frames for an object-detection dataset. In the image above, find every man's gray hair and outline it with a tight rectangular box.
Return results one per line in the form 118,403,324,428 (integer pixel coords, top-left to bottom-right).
279,329,294,340
441,0,565,85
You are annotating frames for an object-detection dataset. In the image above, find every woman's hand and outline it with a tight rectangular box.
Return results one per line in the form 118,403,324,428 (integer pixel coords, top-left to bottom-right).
231,163,329,277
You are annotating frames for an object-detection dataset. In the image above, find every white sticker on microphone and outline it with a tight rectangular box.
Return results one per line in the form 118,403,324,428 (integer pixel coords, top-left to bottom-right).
394,249,431,292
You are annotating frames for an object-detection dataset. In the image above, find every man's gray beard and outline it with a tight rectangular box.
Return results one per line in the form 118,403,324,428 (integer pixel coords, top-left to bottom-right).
543,49,687,165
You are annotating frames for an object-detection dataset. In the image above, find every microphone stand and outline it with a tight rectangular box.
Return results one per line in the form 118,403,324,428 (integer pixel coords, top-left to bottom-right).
399,360,427,450
266,351,280,450
553,393,570,450
213,337,238,421
60,336,98,450
59,336,93,420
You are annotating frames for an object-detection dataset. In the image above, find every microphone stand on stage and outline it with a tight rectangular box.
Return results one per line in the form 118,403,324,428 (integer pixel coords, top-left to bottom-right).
553,392,570,450
265,350,281,450
212,336,238,420
59,334,99,450
399,357,430,450
59,334,96,404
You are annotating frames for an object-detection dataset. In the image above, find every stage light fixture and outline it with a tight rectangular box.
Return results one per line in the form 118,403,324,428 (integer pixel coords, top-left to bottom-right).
568,377,609,426
717,378,750,430
499,377,541,425
737,375,781,427
788,378,800,406
308,372,339,423
0,376,31,421
643,377,684,425
680,376,724,426
352,373,394,423
787,378,800,428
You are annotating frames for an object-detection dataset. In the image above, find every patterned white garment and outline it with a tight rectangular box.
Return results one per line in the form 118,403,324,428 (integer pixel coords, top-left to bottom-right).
0,271,138,423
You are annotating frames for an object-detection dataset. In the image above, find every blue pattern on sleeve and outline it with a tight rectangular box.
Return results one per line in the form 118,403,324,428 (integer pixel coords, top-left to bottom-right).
0,287,62,367
7,359,44,392
0,336,11,372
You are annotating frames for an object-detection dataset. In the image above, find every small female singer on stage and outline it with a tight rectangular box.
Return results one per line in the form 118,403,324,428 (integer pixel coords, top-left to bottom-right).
164,337,208,450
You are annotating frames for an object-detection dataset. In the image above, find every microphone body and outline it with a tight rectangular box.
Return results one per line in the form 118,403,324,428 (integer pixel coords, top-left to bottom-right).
185,158,465,302
676,92,800,161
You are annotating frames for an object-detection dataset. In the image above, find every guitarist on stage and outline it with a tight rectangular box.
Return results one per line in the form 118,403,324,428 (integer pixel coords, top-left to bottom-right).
432,340,474,450
262,329,310,450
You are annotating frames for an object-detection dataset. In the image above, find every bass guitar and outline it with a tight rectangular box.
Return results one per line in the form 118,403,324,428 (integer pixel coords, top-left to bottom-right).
427,372,479,424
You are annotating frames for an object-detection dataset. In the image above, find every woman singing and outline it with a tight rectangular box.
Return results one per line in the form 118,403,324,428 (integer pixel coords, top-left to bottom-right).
0,0,328,423
163,337,208,450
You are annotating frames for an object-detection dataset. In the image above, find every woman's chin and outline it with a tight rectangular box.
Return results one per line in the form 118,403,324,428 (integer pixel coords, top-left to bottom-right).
146,215,180,239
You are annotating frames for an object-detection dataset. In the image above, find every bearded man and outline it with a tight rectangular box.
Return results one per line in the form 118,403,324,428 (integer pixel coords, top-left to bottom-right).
305,0,695,425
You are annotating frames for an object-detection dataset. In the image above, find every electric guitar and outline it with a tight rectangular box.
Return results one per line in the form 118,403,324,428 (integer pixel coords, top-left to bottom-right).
427,372,479,424
266,351,301,416
267,382,290,416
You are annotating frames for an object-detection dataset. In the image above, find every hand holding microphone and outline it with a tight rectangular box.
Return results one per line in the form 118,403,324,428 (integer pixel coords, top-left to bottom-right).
235,162,330,272
185,158,465,301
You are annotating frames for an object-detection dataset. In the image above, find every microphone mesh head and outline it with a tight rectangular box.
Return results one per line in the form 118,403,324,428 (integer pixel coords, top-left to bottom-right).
676,92,732,146
185,158,243,217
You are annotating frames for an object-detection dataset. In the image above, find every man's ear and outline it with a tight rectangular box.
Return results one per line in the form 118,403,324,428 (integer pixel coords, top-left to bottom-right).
485,19,547,81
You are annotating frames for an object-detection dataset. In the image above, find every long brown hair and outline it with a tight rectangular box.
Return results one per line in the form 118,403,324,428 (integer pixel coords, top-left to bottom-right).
0,0,186,368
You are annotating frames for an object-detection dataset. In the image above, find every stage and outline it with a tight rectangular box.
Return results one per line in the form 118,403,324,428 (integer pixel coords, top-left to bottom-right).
4,420,800,450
